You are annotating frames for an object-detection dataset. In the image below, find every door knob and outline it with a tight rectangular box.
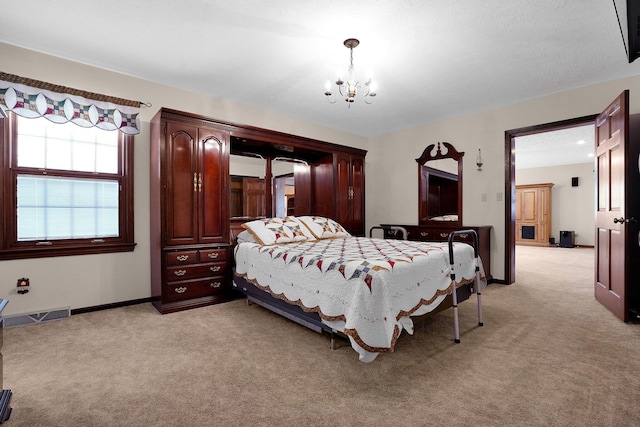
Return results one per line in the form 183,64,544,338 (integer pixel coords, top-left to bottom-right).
614,217,638,224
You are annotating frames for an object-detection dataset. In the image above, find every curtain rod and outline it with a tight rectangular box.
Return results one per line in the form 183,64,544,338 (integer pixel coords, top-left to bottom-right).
0,71,151,108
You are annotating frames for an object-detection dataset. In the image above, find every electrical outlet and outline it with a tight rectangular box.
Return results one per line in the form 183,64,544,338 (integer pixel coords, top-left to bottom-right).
496,192,503,201
481,193,487,202
17,277,30,294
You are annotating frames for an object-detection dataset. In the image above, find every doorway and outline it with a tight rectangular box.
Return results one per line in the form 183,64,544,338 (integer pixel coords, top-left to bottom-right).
505,115,597,284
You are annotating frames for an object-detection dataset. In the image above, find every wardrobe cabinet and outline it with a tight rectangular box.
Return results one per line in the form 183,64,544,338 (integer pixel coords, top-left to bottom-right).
150,109,231,314
335,153,365,236
515,183,553,247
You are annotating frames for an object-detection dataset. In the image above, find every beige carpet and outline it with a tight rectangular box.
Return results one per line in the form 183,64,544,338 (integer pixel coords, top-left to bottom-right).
4,245,640,426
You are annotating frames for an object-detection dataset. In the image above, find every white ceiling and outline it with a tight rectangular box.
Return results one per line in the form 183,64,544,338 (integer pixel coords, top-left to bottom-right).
515,124,595,169
1,0,639,143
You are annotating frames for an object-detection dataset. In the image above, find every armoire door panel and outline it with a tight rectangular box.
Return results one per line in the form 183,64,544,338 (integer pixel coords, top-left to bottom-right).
350,156,365,233
335,154,351,226
522,190,537,221
165,123,198,246
199,130,228,243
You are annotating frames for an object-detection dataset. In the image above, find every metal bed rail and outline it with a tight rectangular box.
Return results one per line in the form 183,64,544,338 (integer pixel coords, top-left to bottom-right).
448,229,484,343
369,225,408,240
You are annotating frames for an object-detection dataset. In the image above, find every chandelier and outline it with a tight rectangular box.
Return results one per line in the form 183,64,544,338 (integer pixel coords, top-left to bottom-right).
324,38,377,106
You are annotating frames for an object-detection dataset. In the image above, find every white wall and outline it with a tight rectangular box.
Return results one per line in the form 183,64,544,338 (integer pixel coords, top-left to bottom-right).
0,42,367,316
367,73,640,282
516,163,595,246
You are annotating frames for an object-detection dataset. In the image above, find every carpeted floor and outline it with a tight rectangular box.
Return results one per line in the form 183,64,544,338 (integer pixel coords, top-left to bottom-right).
3,245,640,426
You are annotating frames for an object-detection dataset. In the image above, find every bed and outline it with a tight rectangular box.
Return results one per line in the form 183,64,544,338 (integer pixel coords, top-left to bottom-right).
232,216,485,362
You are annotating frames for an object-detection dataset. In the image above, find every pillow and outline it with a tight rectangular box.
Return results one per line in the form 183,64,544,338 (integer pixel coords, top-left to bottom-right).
236,230,257,243
430,214,459,221
241,217,314,245
297,216,351,239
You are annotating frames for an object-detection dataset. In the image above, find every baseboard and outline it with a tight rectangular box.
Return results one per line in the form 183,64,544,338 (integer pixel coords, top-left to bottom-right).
70,297,153,315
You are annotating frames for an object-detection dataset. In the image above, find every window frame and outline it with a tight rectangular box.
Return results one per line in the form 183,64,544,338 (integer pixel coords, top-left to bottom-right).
0,112,135,260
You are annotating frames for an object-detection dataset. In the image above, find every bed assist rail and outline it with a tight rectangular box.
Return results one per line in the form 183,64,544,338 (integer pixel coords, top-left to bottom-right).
448,229,484,343
369,225,408,240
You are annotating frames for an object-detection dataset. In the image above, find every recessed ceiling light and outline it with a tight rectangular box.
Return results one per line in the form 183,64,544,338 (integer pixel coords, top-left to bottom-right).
577,139,586,145
587,153,594,157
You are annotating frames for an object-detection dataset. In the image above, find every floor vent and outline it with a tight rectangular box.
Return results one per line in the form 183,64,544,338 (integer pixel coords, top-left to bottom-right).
3,307,70,328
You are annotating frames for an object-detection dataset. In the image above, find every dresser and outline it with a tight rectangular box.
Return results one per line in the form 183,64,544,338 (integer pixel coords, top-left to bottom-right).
381,224,493,282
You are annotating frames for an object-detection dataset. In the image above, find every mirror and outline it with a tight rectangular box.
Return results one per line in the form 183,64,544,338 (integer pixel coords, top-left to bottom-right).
230,154,267,219
272,158,295,217
416,142,464,226
229,135,322,219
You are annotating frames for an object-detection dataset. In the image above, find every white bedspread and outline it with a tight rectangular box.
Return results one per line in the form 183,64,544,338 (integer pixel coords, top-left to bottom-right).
234,236,480,362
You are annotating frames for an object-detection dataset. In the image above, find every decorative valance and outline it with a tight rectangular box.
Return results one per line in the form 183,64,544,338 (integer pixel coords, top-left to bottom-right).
0,72,144,135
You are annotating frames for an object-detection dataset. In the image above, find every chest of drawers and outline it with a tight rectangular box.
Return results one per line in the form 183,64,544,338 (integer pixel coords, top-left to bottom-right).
155,245,231,312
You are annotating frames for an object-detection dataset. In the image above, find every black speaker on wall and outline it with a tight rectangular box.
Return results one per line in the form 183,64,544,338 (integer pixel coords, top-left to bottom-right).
571,177,579,187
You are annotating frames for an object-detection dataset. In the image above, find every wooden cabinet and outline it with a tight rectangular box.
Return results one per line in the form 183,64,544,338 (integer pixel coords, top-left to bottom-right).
314,153,366,236
335,153,365,236
150,109,232,314
515,183,553,247
382,224,493,282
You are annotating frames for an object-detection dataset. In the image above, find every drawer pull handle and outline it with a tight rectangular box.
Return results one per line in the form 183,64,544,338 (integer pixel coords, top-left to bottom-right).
210,266,221,272
439,233,448,238
420,232,428,237
210,282,222,288
174,270,187,276
175,286,187,294
459,233,469,239
176,255,189,262
207,253,219,259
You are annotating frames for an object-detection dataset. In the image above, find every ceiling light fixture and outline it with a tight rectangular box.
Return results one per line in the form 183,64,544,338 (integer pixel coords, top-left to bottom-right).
324,38,377,107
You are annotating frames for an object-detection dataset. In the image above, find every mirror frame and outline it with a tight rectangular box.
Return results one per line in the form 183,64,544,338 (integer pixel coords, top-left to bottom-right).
416,141,464,227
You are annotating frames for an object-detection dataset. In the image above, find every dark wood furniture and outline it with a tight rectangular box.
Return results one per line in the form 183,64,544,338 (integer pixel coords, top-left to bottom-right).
381,224,493,282
230,137,366,236
335,153,365,235
151,108,368,313
150,109,232,313
417,142,464,227
0,299,12,424
402,142,493,281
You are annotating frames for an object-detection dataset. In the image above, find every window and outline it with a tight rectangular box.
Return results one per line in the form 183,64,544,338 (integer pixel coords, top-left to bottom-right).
0,113,135,259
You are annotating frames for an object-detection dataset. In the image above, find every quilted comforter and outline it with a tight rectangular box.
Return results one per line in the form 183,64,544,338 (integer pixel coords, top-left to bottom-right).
234,236,480,362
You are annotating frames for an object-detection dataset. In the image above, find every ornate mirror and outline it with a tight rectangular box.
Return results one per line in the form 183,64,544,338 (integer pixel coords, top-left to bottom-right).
416,142,464,226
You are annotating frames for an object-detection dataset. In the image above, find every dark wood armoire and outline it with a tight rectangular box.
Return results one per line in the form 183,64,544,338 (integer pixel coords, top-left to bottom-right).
150,109,231,314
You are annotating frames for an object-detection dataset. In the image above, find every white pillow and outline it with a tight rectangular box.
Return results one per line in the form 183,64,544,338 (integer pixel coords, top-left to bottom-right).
241,216,315,245
236,230,257,243
297,216,351,239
